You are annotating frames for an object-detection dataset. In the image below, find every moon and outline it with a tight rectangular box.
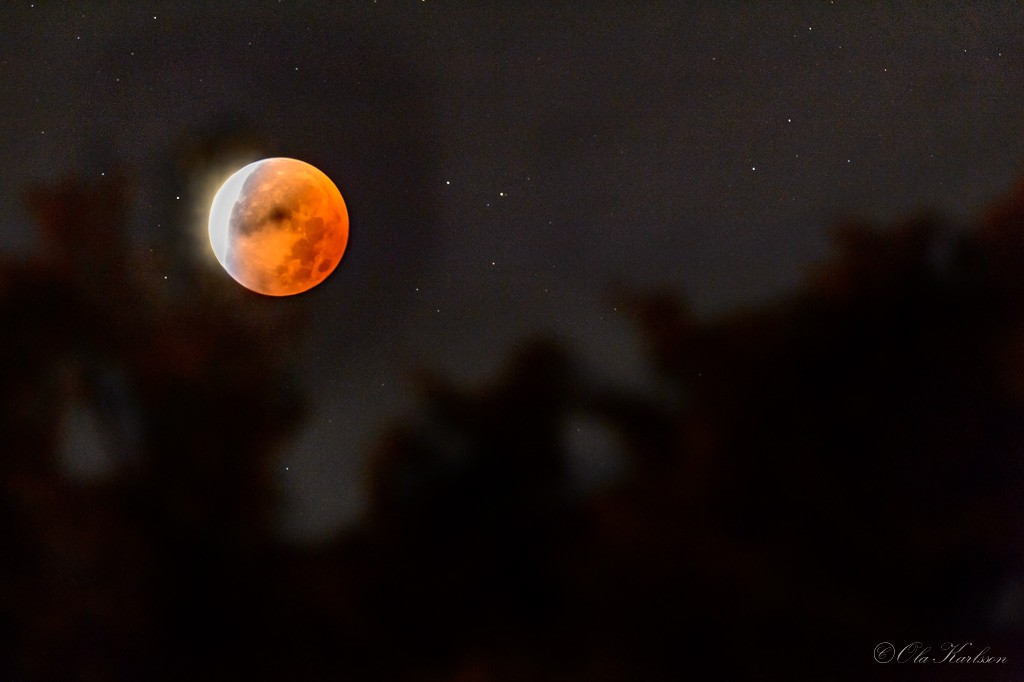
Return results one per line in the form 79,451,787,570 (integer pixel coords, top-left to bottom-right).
208,157,348,296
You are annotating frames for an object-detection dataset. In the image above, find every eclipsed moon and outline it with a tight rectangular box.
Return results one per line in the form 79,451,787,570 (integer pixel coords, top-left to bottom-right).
208,157,348,296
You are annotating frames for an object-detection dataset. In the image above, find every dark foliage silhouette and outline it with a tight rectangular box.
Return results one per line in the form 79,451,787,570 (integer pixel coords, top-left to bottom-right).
2,173,1023,680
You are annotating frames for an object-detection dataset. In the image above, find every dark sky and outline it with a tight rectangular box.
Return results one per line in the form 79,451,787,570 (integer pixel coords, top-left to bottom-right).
4,2,1024,539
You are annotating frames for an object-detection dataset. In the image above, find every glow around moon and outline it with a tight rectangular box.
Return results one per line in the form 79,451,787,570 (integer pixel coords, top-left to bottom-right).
208,158,348,296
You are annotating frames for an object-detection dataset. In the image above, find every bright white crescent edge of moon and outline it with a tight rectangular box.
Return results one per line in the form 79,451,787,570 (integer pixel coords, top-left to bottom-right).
208,160,262,271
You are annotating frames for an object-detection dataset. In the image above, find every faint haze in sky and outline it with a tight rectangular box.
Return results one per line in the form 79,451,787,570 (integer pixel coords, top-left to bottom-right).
2,3,1023,540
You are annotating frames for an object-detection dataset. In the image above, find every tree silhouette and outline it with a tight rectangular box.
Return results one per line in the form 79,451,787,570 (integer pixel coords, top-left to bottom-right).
0,174,304,679
350,187,1024,680
2,171,1023,680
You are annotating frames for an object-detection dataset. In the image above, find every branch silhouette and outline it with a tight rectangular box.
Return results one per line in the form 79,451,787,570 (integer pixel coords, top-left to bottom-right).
2,172,1023,680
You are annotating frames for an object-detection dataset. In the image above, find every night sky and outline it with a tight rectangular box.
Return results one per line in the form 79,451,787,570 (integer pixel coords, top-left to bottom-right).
7,2,1022,539
4,5,1024,676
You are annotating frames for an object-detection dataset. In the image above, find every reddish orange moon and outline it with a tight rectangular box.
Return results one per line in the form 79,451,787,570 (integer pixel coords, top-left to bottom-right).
208,158,348,296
